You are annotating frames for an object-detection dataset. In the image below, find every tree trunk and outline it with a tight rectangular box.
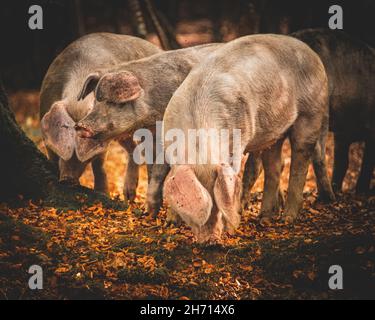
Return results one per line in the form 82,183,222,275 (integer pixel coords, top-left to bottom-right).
70,0,86,37
0,81,57,201
128,0,149,39
210,0,223,42
0,80,123,209
143,0,180,50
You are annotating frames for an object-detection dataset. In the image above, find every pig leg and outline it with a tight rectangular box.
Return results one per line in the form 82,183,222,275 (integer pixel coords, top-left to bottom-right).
356,139,375,194
283,117,319,222
119,138,139,202
147,164,153,184
312,119,336,202
259,139,284,224
241,152,262,210
283,146,312,223
332,134,350,193
92,153,109,194
146,163,170,217
166,207,183,226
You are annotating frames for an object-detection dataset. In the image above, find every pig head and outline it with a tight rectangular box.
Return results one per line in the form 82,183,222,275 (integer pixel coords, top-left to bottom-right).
41,97,109,183
164,164,242,243
75,71,149,142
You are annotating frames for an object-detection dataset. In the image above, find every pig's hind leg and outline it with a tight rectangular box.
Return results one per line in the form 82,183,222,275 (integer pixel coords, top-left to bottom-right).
356,139,375,194
259,139,284,224
92,153,109,194
119,138,139,202
332,134,350,193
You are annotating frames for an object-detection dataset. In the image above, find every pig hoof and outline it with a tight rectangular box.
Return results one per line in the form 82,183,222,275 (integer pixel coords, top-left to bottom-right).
206,236,223,247
355,186,371,196
259,216,273,227
241,202,251,213
95,185,109,195
317,192,336,203
60,178,80,186
124,188,136,203
146,205,159,218
282,214,296,224
332,183,342,195
166,210,183,227
146,199,162,218
241,197,251,211
166,218,183,227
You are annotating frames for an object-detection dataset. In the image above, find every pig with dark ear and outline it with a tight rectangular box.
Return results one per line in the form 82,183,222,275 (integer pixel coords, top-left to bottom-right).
162,34,334,243
74,43,223,209
292,29,375,194
40,33,161,195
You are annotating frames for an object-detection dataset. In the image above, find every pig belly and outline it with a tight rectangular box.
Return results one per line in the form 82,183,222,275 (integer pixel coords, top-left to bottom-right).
244,138,278,153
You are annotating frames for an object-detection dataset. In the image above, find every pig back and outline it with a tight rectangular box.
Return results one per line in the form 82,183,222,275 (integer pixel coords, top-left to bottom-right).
164,34,327,158
40,33,161,119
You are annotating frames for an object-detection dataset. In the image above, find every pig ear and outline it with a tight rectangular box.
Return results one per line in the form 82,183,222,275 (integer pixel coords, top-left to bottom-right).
77,72,101,101
74,136,109,162
164,165,212,228
213,164,242,232
95,71,142,104
41,101,75,161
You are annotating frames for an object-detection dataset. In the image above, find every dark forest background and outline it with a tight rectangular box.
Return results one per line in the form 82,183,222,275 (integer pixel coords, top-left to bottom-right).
1,0,374,91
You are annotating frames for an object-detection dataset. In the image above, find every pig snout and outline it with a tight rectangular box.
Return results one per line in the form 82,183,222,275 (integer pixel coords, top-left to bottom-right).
75,122,94,138
59,176,80,186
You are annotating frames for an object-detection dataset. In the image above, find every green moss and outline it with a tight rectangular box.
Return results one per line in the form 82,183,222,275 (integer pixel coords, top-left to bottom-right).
117,267,169,284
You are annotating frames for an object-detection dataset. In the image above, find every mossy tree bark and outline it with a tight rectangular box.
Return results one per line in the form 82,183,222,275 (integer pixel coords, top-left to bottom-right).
0,80,58,201
0,79,124,209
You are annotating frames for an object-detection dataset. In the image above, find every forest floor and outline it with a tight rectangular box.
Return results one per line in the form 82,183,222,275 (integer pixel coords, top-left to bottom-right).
0,92,374,300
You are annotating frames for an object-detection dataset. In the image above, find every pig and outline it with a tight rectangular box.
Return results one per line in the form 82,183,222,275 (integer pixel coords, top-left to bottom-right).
241,29,375,209
40,32,161,197
293,29,375,194
162,34,335,243
74,43,223,210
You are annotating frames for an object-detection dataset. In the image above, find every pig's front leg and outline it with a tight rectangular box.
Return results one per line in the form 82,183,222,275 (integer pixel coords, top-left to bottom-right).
119,138,139,202
356,139,375,194
332,133,350,193
92,152,109,194
166,207,183,226
259,139,284,224
283,116,319,222
146,163,170,217
241,152,262,210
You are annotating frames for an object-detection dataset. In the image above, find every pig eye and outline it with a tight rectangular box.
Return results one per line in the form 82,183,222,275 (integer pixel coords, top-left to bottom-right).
106,101,122,108
115,101,134,109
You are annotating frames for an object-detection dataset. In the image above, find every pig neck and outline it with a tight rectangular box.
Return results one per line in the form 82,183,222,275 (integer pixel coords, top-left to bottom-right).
131,59,196,123
115,45,222,128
